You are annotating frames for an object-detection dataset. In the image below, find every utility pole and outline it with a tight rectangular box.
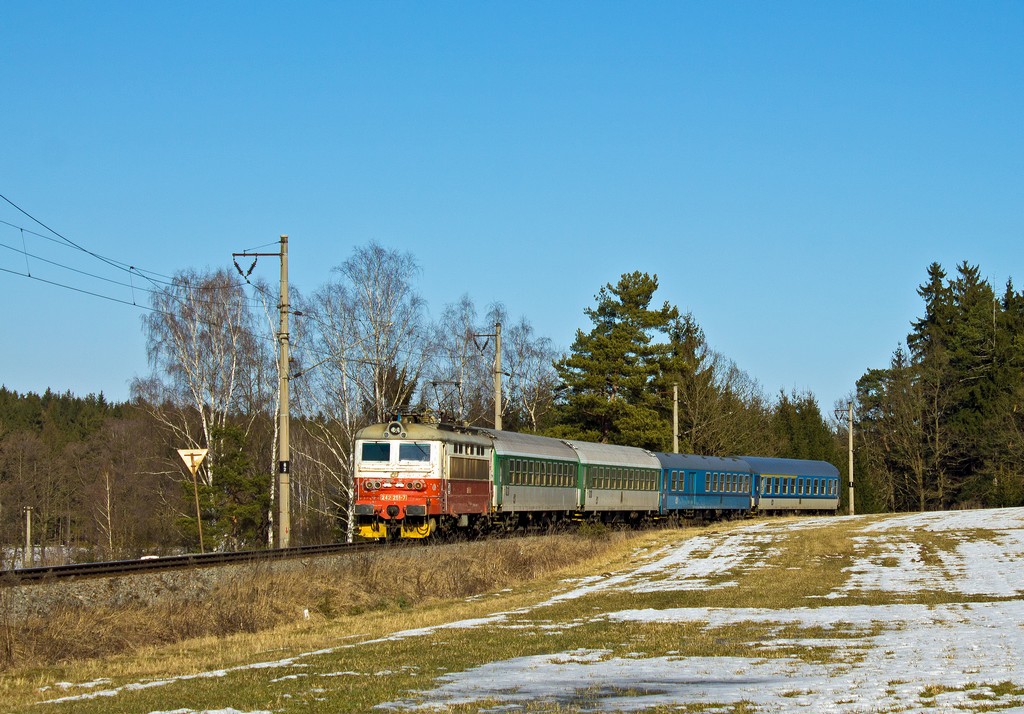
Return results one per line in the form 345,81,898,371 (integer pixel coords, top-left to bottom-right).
835,401,855,516
232,235,291,548
672,383,679,453
23,506,32,568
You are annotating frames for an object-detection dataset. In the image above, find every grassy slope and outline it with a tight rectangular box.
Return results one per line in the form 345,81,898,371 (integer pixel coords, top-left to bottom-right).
4,513,1023,712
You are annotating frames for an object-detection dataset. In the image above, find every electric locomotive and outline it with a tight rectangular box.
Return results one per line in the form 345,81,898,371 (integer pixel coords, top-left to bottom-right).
353,417,492,538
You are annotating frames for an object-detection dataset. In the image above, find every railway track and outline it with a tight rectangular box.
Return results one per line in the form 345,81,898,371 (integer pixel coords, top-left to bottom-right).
0,541,379,586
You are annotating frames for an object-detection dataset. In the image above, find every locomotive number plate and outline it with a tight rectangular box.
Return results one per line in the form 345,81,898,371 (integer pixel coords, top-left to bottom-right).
379,494,409,502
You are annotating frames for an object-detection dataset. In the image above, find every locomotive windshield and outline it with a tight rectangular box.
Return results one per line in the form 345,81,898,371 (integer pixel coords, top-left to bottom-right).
398,443,432,462
361,443,391,462
359,441,433,463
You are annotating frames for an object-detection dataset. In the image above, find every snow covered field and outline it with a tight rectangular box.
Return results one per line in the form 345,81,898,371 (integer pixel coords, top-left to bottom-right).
38,508,1024,713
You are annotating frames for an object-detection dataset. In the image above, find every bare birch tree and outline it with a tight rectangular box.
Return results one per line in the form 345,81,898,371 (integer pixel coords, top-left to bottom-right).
291,243,429,540
130,268,274,487
424,296,494,425
424,299,558,431
486,305,559,432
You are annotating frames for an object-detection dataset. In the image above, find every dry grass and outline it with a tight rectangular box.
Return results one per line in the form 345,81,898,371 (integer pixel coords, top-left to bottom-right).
0,531,626,674
10,514,990,713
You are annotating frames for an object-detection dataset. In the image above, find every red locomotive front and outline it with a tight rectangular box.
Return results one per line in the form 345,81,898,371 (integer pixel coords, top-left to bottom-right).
354,420,443,538
353,417,495,539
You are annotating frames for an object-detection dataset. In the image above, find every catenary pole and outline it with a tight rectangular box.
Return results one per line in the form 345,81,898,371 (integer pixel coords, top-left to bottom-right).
473,322,503,429
847,401,854,516
494,322,502,431
232,238,292,548
278,235,291,547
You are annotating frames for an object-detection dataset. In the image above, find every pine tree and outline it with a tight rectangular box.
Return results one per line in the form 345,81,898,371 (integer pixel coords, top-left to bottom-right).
180,425,271,550
550,272,679,448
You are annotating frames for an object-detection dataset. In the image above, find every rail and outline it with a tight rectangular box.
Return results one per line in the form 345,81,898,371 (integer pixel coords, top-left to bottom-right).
0,541,379,586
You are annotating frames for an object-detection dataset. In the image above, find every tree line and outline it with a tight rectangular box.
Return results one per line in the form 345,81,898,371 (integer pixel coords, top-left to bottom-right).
855,262,1024,512
1,248,1018,564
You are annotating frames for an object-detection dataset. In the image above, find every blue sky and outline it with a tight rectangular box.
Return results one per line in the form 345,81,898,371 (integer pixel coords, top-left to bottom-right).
2,1,1022,415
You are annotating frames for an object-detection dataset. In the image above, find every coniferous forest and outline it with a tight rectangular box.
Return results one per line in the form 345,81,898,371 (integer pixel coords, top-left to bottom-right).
1,250,1021,564
855,262,1024,512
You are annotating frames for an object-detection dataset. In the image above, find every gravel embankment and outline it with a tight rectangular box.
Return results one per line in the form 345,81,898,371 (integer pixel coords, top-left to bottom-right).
1,555,336,621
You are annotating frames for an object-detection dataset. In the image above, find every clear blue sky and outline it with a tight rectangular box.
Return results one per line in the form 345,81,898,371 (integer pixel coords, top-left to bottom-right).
2,2,1022,416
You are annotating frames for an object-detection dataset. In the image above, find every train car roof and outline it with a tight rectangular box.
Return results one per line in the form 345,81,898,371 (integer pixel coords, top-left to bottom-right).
356,421,492,445
478,429,579,460
656,452,752,473
738,456,840,478
565,440,661,469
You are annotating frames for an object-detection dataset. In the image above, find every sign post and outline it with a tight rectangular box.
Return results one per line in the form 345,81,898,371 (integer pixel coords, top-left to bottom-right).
178,448,209,553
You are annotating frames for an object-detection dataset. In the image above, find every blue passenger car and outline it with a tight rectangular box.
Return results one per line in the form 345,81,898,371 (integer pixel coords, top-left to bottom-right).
657,453,755,516
742,456,840,513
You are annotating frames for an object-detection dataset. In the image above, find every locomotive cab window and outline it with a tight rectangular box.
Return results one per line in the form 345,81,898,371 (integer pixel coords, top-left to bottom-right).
399,443,432,462
361,443,391,462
